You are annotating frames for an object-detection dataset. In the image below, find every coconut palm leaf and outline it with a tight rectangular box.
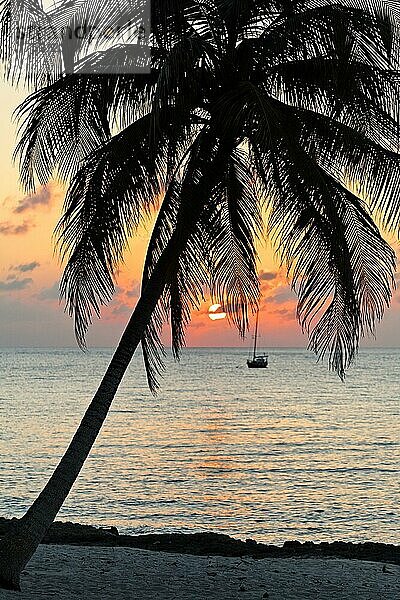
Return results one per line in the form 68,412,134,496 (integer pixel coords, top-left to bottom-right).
3,2,400,589
0,0,61,86
141,141,263,390
257,2,397,67
50,0,148,63
206,146,263,330
285,104,400,231
252,123,395,376
15,75,111,189
56,113,167,344
0,0,150,84
14,74,158,190
266,58,399,132
140,127,226,390
6,0,400,380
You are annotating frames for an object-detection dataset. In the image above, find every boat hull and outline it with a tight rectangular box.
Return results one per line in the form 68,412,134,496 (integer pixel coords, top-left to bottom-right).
247,357,268,368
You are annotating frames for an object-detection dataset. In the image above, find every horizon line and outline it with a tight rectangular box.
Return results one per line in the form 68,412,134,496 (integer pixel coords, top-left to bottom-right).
1,345,400,350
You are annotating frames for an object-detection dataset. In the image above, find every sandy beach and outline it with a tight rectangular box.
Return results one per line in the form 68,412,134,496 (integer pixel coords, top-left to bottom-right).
1,544,398,599
1,520,399,598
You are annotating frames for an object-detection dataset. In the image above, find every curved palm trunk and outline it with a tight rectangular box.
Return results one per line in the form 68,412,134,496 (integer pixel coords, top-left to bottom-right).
0,239,174,591
0,128,226,591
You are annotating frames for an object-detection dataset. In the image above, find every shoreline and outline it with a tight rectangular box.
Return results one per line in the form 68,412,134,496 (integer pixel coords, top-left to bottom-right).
2,517,399,565
2,518,399,598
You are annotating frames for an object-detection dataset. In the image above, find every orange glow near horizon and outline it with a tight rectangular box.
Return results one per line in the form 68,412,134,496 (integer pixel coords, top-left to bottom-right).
1,82,400,348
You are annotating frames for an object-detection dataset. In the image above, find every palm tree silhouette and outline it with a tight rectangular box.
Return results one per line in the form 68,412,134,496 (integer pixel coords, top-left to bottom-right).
0,0,399,590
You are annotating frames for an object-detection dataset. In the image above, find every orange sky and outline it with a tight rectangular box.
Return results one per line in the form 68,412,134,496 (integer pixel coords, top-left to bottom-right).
1,82,400,349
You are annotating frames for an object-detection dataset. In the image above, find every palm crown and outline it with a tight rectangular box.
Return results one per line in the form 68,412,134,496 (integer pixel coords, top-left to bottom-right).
2,0,400,389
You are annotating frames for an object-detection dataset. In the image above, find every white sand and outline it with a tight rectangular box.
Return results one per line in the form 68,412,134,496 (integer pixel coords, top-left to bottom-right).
1,545,399,599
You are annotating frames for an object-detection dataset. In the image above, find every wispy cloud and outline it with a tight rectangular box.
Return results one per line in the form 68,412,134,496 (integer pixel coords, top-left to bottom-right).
0,221,33,236
111,304,132,317
12,261,40,273
269,289,296,305
105,279,140,318
13,186,52,214
126,282,141,298
271,307,296,320
0,278,33,291
259,270,278,281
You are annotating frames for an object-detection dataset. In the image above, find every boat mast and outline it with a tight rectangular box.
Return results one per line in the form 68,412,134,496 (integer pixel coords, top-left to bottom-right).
253,308,259,360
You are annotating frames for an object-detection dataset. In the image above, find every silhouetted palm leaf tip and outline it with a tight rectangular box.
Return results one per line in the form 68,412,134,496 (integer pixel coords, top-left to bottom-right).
3,0,400,389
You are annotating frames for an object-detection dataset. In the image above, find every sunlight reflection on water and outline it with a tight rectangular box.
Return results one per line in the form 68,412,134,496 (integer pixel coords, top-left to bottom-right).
0,347,399,544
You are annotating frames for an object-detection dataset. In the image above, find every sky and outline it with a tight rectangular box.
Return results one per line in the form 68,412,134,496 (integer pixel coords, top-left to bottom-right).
1,81,400,349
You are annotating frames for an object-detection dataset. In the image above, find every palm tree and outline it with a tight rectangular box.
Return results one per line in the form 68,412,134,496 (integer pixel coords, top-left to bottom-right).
1,0,399,591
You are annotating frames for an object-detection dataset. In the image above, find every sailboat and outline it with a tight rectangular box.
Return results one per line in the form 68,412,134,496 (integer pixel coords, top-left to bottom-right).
247,308,268,368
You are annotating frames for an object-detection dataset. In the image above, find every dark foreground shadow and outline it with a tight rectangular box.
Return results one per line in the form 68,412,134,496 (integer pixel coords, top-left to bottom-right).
1,517,398,565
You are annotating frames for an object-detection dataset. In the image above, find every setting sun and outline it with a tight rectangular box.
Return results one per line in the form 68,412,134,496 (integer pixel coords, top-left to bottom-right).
208,303,227,321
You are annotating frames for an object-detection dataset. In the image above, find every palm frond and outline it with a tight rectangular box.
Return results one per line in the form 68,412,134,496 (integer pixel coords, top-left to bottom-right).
253,132,395,377
0,0,62,86
57,114,167,345
256,2,397,67
140,128,224,390
206,146,262,333
14,67,158,190
151,0,200,48
49,0,148,72
14,75,110,190
284,102,400,233
266,58,400,135
141,136,263,390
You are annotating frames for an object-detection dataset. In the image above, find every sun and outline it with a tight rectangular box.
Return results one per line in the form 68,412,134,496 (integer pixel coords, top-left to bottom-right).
208,303,227,321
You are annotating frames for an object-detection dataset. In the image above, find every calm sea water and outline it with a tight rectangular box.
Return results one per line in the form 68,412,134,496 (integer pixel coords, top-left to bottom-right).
0,347,399,545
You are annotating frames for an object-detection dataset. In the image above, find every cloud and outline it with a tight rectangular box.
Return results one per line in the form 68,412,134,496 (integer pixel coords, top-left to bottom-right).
111,304,132,316
13,186,52,214
126,283,141,298
259,270,278,281
188,321,206,330
38,281,60,301
1,195,14,209
272,307,296,320
269,288,296,305
116,279,141,299
0,278,33,291
0,221,33,236
109,283,139,317
12,261,40,273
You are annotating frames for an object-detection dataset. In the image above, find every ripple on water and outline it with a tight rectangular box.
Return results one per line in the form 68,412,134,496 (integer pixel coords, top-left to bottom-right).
0,347,399,544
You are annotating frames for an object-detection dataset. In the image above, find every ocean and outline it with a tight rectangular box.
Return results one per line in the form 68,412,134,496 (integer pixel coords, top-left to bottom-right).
0,347,398,545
